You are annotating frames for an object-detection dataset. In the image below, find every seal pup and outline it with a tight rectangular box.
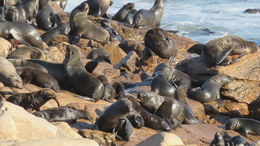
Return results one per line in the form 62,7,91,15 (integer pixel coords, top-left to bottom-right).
7,46,44,60
139,87,201,129
6,88,60,111
188,35,259,66
86,0,112,17
87,48,111,63
41,23,70,44
0,21,44,49
69,1,110,44
210,132,250,146
112,2,135,23
96,98,133,141
0,57,23,88
16,68,60,91
225,118,260,137
33,106,90,122
99,19,122,41
144,28,177,59
64,45,105,101
188,74,233,106
133,0,165,27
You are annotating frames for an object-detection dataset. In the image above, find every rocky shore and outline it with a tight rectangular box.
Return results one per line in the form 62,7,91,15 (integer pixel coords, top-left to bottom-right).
0,1,259,146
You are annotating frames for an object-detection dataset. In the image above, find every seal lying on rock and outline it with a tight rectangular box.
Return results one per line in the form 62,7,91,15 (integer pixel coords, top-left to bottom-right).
16,68,60,91
139,87,201,129
33,106,90,122
96,98,133,141
210,132,250,146
188,74,233,106
0,57,23,88
69,1,109,44
0,21,44,49
144,28,177,59
225,118,260,137
6,88,60,111
133,0,165,27
188,35,259,66
41,23,70,44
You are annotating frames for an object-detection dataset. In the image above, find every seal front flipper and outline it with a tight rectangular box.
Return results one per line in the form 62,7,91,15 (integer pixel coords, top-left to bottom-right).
216,46,234,65
10,29,31,46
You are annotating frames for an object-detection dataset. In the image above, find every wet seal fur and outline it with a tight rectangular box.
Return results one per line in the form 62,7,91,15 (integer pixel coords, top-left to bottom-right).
0,57,23,88
96,98,133,141
225,118,260,137
133,0,165,27
128,96,171,131
16,68,60,91
139,87,201,129
0,21,44,49
6,88,60,111
64,45,104,101
188,74,233,106
33,106,90,122
188,35,259,66
144,28,177,59
69,1,109,44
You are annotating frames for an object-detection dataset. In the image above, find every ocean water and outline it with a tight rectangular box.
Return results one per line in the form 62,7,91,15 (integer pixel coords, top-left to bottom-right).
65,0,260,44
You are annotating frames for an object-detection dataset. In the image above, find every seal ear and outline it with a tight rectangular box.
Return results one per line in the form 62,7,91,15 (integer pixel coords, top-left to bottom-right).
188,44,207,55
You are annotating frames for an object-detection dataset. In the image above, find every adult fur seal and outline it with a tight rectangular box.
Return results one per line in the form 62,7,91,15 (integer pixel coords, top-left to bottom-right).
151,74,176,97
144,28,177,59
33,106,90,122
188,74,233,106
16,68,60,91
96,98,133,141
6,88,60,111
41,23,70,44
133,0,165,27
112,2,135,23
0,21,44,49
188,35,259,66
64,45,104,101
0,57,23,88
86,0,112,17
139,87,201,129
225,118,260,136
69,1,109,44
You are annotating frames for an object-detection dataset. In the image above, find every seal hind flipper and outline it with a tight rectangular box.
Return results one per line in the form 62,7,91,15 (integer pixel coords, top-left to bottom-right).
216,46,234,65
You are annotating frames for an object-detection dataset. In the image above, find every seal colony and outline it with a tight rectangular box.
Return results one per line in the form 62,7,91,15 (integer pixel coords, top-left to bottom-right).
0,0,258,144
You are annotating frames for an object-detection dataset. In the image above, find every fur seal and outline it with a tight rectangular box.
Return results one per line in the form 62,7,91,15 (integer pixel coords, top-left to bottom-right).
64,45,105,101
225,118,260,136
6,88,60,111
188,74,233,105
139,87,201,129
133,0,165,27
244,9,260,14
152,63,192,90
99,19,122,41
126,110,144,129
33,106,90,122
69,1,109,44
144,28,177,59
41,23,70,44
87,48,111,63
86,0,112,17
0,21,44,49
36,2,58,31
0,57,23,88
188,35,259,66
210,132,250,146
151,74,176,97
7,46,44,60
96,98,133,141
128,96,171,131
112,2,135,23
16,68,60,91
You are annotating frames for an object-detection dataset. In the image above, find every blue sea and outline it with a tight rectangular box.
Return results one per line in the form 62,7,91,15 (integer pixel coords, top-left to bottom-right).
65,0,260,44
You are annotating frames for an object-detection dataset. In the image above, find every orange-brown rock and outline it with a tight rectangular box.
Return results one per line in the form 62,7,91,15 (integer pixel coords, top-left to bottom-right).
0,38,12,58
114,51,140,72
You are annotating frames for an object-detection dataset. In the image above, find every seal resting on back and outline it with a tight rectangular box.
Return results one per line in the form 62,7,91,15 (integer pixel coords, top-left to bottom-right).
225,118,260,137
144,28,177,59
188,35,259,66
0,57,23,88
69,1,109,44
0,21,44,49
133,0,165,27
